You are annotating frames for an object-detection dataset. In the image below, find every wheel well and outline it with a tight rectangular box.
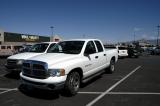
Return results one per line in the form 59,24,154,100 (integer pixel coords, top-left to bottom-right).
69,68,83,80
111,56,115,62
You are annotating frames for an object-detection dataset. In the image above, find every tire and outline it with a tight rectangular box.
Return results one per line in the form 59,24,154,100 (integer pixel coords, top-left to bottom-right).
106,59,115,74
64,71,80,96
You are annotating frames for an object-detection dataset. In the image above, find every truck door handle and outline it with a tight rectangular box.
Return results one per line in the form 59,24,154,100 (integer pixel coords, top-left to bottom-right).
95,56,99,59
104,54,106,56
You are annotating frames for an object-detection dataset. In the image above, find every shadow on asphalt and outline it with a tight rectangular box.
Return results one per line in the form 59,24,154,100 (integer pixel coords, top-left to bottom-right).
17,70,111,99
4,72,20,80
80,74,103,88
18,75,103,99
18,84,60,100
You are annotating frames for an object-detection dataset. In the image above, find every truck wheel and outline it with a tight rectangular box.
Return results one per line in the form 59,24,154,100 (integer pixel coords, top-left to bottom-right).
64,71,80,96
106,60,115,74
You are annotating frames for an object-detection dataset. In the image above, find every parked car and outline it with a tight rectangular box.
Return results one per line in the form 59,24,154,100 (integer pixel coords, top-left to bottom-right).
5,42,57,73
18,44,33,53
127,47,139,58
118,46,128,58
20,39,118,96
150,46,160,55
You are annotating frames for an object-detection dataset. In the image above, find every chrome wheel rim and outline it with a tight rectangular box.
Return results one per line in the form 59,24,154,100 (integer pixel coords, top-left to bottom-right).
69,72,80,91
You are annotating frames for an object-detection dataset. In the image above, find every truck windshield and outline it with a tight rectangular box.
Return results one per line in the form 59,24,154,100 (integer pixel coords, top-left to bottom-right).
29,43,49,53
47,41,85,54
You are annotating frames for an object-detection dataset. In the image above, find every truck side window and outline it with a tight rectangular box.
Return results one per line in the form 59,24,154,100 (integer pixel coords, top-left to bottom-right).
95,41,103,52
84,41,96,54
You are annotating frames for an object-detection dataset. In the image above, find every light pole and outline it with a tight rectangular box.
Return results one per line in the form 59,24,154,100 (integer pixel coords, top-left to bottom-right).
157,25,160,46
50,26,54,41
133,28,140,44
134,31,136,43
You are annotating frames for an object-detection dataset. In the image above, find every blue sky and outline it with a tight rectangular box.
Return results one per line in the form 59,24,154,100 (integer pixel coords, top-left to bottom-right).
0,0,160,43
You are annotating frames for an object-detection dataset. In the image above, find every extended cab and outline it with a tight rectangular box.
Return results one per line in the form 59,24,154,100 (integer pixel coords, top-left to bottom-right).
20,39,118,95
5,42,57,73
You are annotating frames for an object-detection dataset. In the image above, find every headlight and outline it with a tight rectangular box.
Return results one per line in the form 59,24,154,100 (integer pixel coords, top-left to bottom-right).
17,60,24,65
49,69,65,77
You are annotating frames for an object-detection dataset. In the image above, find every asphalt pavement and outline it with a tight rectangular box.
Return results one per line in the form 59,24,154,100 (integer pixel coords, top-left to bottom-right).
0,55,160,106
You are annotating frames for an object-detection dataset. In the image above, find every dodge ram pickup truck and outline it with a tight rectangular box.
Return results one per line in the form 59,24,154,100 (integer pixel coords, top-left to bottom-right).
5,42,57,73
20,39,118,95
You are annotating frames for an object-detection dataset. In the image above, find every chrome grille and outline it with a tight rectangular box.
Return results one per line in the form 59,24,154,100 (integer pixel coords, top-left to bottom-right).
7,59,17,65
22,60,48,79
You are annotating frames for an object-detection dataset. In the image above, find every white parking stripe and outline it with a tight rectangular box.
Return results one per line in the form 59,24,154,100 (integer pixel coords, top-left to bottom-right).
86,66,141,106
79,91,160,95
78,92,103,94
0,88,17,90
108,92,160,95
0,88,18,95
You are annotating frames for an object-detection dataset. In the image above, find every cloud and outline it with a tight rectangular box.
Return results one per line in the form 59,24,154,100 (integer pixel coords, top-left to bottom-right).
150,36,156,40
142,34,148,39
134,27,141,31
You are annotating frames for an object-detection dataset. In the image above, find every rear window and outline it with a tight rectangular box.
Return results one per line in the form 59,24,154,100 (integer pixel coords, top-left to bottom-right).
104,45,116,49
118,47,127,50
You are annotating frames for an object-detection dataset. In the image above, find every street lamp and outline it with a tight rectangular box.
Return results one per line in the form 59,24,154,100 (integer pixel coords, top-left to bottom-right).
133,28,140,44
50,26,54,41
134,31,136,43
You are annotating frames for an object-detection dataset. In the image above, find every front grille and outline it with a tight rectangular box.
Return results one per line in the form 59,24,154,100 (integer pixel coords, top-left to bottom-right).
33,64,46,70
7,59,17,65
22,60,48,79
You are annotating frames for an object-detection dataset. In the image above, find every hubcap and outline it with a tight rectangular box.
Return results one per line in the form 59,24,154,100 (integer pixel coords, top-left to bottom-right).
69,72,80,91
111,63,115,72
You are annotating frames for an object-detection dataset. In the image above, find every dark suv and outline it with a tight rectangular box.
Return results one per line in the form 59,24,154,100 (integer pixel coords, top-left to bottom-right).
127,47,139,58
151,46,160,55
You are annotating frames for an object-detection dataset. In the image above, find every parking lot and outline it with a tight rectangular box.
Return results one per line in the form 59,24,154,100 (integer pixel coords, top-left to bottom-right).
0,55,160,106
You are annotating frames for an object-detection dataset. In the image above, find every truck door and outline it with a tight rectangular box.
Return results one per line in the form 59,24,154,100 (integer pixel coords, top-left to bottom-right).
94,40,107,69
83,41,99,77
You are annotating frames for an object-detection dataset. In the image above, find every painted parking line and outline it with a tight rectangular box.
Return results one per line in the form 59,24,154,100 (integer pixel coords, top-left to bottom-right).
86,66,142,106
0,88,18,95
78,91,160,95
108,92,160,95
78,92,103,94
0,88,18,90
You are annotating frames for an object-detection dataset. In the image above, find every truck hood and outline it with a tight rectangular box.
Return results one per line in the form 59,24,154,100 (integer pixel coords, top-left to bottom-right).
28,53,79,66
8,52,43,60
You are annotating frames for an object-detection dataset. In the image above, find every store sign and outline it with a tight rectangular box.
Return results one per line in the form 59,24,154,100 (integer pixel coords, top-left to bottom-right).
21,35,39,41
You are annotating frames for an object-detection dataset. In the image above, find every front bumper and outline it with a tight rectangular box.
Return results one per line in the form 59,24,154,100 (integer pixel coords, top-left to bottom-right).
20,72,67,90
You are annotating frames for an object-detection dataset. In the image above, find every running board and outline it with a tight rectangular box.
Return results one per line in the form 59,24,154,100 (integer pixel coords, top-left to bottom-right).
82,70,105,83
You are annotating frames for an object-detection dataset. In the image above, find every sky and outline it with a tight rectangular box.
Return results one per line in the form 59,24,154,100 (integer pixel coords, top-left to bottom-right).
0,0,160,43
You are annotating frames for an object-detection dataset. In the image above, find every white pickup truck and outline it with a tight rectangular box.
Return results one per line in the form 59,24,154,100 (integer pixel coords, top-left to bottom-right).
5,42,57,73
20,39,118,95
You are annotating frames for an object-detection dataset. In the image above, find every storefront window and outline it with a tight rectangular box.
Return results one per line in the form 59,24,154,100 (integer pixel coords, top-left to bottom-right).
1,46,6,49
